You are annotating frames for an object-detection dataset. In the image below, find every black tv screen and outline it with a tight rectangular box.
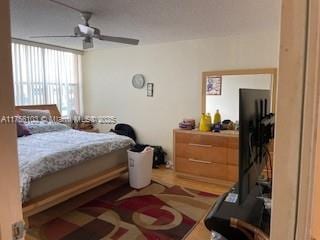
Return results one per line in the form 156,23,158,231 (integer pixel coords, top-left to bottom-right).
238,89,270,204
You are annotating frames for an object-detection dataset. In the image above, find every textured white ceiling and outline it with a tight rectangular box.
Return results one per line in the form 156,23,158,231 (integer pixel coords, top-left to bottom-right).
10,0,281,50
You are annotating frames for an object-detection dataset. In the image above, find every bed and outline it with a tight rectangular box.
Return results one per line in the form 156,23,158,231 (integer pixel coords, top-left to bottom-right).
15,105,134,224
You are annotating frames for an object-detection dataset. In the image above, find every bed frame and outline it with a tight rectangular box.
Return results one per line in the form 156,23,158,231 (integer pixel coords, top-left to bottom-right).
15,104,62,119
16,104,129,226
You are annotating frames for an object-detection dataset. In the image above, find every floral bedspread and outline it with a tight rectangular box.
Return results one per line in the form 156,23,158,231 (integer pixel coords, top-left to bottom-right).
18,129,134,202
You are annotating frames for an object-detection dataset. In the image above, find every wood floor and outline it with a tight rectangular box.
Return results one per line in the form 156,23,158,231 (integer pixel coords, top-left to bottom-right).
26,167,230,240
152,167,230,196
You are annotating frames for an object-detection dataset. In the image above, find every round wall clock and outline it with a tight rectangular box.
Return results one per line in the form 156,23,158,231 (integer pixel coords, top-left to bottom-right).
132,74,145,89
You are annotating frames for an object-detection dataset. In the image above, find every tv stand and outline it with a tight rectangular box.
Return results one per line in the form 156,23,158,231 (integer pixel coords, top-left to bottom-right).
204,185,270,240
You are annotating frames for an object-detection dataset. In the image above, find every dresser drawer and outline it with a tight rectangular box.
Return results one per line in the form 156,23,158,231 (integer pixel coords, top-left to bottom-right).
175,132,228,147
227,137,239,149
227,165,238,182
173,130,239,183
175,143,227,164
227,148,239,166
175,157,229,180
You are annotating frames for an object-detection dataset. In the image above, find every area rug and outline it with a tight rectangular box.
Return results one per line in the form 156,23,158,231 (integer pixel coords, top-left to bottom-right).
28,182,219,240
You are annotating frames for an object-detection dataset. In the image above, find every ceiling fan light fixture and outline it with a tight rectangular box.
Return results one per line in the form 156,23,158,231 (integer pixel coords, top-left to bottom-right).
83,37,93,49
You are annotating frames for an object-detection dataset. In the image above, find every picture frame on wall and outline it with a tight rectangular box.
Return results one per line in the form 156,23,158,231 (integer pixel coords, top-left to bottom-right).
147,83,154,97
206,76,222,95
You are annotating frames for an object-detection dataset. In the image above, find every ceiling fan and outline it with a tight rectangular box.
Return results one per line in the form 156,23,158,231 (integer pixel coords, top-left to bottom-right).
30,0,139,49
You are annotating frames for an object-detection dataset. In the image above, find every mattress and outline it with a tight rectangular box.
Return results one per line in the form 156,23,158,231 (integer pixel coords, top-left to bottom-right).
27,147,128,201
18,127,135,202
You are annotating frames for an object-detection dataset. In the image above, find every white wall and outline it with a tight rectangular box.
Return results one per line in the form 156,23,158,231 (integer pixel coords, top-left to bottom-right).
206,74,272,122
82,31,279,161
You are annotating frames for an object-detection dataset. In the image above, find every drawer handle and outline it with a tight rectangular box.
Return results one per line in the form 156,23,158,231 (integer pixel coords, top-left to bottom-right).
188,158,212,164
188,143,212,148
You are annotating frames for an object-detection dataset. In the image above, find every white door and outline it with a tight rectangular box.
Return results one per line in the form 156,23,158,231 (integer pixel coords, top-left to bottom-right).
0,0,24,239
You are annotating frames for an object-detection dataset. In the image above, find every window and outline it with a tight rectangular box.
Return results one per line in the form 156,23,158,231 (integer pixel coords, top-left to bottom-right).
11,43,82,116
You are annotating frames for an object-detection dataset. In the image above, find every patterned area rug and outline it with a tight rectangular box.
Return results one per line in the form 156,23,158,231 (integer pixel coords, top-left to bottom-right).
28,182,219,240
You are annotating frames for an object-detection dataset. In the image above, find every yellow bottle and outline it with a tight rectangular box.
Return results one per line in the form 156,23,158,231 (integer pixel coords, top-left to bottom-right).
206,113,212,131
200,113,206,131
213,110,221,124
200,113,208,132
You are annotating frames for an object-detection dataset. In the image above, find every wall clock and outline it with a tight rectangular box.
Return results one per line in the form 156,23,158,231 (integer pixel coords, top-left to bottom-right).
132,74,145,89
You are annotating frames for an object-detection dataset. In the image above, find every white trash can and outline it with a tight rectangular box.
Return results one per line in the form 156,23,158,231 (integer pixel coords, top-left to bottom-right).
127,146,154,189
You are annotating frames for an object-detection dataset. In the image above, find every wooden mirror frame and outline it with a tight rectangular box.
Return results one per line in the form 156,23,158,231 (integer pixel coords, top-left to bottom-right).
201,68,278,114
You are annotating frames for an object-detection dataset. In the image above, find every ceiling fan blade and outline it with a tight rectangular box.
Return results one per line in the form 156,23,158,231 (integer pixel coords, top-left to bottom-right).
30,35,80,38
48,0,83,13
97,35,139,45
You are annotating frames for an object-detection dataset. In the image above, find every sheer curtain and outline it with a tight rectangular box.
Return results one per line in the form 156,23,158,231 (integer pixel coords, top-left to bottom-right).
11,43,82,116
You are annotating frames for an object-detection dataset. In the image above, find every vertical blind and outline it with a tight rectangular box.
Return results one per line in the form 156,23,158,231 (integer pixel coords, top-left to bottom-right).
11,43,82,116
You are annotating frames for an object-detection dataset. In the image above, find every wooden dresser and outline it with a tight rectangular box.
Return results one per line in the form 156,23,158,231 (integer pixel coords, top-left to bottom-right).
173,129,239,185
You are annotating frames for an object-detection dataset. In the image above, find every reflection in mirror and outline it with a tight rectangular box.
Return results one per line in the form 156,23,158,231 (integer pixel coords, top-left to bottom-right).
206,74,271,122
202,69,277,123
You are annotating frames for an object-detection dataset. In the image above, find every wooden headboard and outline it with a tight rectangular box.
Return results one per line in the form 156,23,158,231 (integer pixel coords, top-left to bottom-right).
15,104,61,118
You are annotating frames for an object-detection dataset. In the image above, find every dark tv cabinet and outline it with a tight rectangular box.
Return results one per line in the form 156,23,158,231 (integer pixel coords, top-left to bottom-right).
204,185,270,240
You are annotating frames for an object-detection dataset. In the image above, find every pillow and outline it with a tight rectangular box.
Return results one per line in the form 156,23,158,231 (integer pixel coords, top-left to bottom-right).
25,121,70,134
16,121,32,137
19,109,52,122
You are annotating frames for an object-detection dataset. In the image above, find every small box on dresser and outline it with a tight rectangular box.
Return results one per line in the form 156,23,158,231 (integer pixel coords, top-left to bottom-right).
173,129,239,185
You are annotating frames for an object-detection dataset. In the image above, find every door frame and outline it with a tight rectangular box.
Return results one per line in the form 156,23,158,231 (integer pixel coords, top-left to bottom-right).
271,0,320,239
0,0,24,239
295,0,320,238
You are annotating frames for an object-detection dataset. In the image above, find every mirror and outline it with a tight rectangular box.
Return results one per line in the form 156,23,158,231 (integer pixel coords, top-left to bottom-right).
201,68,277,122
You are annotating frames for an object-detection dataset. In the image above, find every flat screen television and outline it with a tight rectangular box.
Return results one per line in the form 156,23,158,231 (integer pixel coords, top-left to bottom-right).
204,89,275,237
238,89,271,204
